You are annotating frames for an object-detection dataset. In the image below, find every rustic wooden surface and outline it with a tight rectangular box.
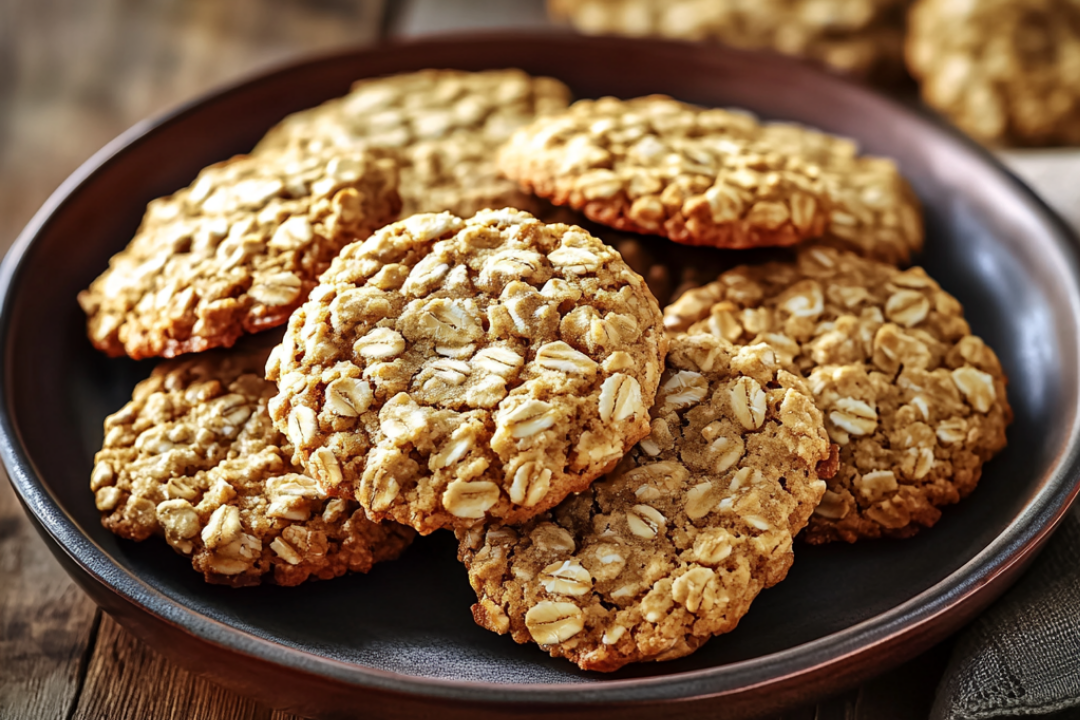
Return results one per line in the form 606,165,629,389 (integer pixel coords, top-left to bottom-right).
0,0,1045,718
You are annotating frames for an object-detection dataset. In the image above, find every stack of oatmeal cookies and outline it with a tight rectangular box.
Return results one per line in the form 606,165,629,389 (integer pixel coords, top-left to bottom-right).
550,0,1080,147
79,69,1011,672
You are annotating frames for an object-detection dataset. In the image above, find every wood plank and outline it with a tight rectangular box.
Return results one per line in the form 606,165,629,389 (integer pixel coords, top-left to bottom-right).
0,0,386,254
70,614,302,720
0,477,100,720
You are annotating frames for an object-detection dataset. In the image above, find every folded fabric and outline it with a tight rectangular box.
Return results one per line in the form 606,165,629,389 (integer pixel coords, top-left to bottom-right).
932,506,1080,719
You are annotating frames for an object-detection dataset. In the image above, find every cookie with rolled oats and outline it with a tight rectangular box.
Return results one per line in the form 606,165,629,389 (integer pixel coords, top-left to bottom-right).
78,147,400,360
907,0,1080,146
548,0,910,82
499,95,923,264
457,334,830,672
664,245,1012,542
92,346,414,587
266,209,667,535
255,69,571,216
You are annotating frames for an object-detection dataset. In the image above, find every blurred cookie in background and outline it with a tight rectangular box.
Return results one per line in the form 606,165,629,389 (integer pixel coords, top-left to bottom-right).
907,0,1080,146
548,0,911,83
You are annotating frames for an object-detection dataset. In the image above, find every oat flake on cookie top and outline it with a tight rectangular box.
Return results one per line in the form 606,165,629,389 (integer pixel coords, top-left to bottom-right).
499,95,923,264
458,334,831,672
78,147,400,360
267,209,667,535
92,346,414,587
665,245,1012,543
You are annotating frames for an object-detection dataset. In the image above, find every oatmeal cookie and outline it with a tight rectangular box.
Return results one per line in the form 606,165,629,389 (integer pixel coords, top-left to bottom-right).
92,346,414,587
906,0,1080,146
499,95,922,263
549,0,909,82
78,148,400,360
267,209,667,535
458,334,830,672
665,246,1012,542
255,69,571,216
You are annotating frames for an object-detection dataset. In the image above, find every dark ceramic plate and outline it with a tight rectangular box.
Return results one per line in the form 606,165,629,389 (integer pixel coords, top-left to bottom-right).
3,34,1080,720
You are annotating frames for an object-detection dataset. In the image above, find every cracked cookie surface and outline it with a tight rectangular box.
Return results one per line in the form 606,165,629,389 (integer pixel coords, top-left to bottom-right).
255,69,571,216
267,209,667,535
458,334,830,672
665,246,1012,542
907,0,1080,146
549,0,910,82
498,95,923,263
78,148,400,360
92,345,414,587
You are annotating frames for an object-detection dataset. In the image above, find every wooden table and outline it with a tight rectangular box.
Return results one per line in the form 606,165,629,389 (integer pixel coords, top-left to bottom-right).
0,1,1061,717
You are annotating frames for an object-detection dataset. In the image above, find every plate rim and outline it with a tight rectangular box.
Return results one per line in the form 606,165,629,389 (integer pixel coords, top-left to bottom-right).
3,31,1080,707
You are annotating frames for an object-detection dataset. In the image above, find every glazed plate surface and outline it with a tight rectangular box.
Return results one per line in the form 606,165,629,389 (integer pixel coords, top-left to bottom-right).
3,35,1079,719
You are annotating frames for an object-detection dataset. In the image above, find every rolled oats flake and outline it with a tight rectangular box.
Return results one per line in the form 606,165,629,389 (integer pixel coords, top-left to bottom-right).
525,601,585,644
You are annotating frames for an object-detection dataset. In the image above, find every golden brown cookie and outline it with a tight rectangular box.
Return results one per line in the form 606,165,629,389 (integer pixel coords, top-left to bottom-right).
255,69,572,216
266,209,667,535
549,0,910,82
458,334,830,672
78,148,400,360
92,346,414,587
907,0,1080,146
664,246,1012,542
499,95,923,263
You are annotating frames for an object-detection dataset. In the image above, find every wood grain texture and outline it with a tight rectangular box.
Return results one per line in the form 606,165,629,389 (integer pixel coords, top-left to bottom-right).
70,615,301,720
0,479,100,720
0,0,385,252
